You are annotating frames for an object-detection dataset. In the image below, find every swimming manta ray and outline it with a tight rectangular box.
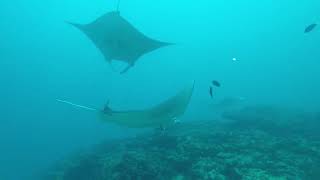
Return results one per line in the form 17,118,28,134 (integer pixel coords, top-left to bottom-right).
68,11,173,74
57,81,195,128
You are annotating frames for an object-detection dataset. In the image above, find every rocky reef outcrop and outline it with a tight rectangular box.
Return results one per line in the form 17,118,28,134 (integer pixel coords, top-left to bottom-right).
44,105,320,180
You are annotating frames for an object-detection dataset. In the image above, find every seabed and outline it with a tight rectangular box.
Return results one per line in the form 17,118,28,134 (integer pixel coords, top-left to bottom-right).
44,105,320,180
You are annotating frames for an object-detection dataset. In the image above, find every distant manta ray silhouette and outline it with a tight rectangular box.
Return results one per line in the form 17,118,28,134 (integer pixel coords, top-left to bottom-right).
68,11,173,74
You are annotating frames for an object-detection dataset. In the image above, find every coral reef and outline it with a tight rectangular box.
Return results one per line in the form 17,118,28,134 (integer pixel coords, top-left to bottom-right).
44,105,320,180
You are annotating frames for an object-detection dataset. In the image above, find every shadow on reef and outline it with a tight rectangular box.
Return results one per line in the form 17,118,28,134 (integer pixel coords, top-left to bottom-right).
44,105,320,180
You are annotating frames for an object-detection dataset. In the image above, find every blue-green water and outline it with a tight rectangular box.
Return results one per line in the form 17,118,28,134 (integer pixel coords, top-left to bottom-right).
1,0,320,179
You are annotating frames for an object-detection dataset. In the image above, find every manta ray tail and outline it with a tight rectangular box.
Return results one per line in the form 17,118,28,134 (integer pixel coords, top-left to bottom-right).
116,0,121,11
56,99,97,111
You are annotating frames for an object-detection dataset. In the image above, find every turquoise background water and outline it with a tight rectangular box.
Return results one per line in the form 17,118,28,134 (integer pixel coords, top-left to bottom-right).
0,0,319,179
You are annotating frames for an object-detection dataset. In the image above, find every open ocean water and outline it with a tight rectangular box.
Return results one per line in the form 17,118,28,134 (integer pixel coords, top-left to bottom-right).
1,0,320,179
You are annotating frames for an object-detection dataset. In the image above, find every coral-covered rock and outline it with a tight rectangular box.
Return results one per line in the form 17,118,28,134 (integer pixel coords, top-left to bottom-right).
44,107,320,180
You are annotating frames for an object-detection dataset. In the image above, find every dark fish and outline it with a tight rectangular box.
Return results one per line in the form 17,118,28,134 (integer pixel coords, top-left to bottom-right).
209,86,213,98
305,23,317,33
212,80,221,87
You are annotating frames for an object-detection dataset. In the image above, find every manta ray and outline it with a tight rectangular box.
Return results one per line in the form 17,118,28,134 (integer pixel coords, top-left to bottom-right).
68,11,172,74
57,81,194,128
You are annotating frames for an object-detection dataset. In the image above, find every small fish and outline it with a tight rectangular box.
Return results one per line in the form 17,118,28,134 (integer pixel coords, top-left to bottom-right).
209,86,213,98
212,80,221,87
305,23,317,33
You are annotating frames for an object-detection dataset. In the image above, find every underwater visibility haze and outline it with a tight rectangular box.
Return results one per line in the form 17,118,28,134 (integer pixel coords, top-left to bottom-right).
1,0,320,179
